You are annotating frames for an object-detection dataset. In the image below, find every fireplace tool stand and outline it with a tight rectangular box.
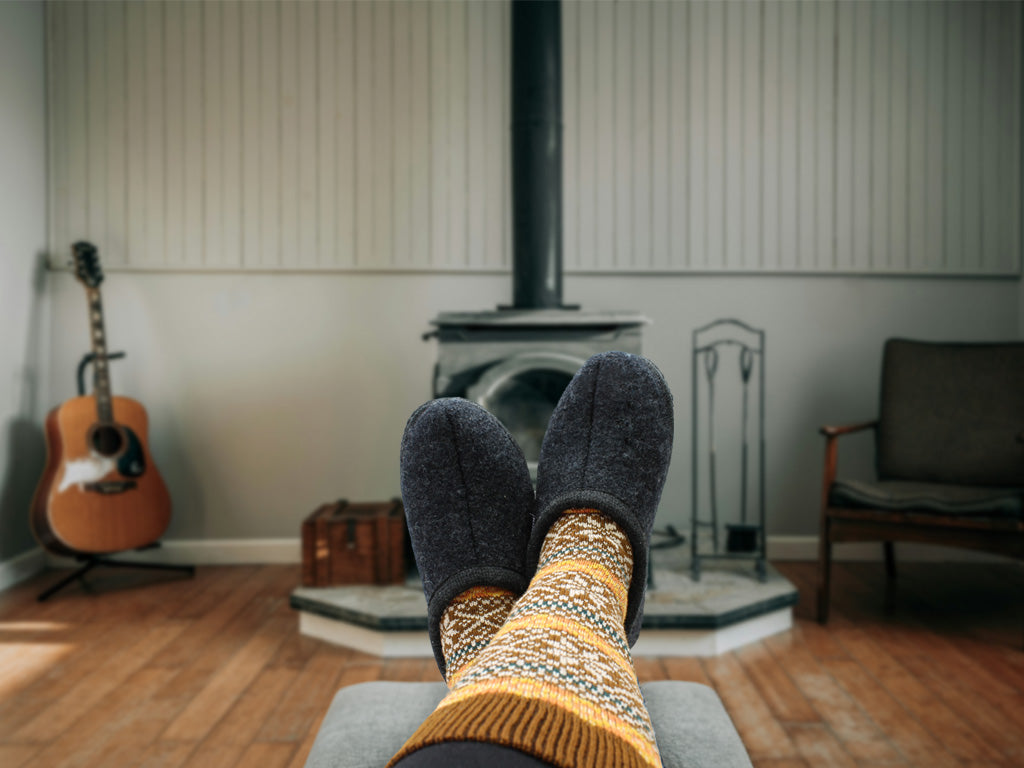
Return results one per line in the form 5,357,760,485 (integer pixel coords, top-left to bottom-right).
37,352,195,602
690,320,767,582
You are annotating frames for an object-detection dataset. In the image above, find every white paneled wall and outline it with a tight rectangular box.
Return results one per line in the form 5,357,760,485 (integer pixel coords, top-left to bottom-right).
48,0,1021,275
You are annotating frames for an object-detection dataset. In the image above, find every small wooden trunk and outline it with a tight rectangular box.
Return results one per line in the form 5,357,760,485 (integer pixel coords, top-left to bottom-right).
301,499,406,587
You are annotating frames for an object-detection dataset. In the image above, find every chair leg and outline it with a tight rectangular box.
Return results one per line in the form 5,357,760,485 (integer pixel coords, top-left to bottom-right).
883,541,897,614
884,541,897,582
817,523,832,624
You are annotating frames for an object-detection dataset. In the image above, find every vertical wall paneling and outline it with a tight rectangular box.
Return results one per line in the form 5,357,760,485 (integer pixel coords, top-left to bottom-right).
63,2,86,259
429,2,448,268
905,1,927,272
593,0,614,270
144,2,166,266
962,4,983,274
705,1,725,271
778,1,798,270
631,0,651,270
563,0,579,271
373,1,394,267
408,0,431,269
466,1,486,270
240,1,260,269
353,1,372,267
104,2,127,268
760,1,780,270
979,1,1000,273
258,2,280,268
297,1,318,268
723,1,743,271
815,0,835,270
796,0,816,270
613,0,631,269
48,0,1021,276
220,1,242,269
999,1,1023,274
887,2,908,271
833,2,853,271
47,3,66,263
572,0,594,270
944,2,965,272
201,0,222,270
184,0,204,270
741,0,762,271
86,2,107,257
163,1,184,268
922,0,945,273
447,1,467,268
669,0,689,270
316,1,336,269
392,2,411,269
650,1,670,271
688,0,707,270
335,1,355,269
869,1,890,270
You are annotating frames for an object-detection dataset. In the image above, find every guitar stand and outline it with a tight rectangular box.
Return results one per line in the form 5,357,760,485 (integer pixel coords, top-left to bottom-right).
37,543,196,602
37,351,197,602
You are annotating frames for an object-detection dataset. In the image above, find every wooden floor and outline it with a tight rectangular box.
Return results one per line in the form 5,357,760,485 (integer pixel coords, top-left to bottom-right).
0,560,1022,768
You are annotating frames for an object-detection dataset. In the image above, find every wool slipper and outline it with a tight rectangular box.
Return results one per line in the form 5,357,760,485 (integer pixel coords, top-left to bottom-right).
529,351,674,646
400,397,535,677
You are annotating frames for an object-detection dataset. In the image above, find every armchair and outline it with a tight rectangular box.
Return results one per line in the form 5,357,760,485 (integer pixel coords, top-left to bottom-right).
817,339,1024,624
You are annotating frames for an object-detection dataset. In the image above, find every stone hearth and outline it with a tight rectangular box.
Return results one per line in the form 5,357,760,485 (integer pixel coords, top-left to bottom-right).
290,550,798,658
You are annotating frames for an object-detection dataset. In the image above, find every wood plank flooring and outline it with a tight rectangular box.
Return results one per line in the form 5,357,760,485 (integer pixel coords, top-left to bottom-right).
0,560,1021,767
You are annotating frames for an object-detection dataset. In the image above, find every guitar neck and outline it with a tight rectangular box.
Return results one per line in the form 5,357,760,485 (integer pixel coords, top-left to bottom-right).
84,286,114,424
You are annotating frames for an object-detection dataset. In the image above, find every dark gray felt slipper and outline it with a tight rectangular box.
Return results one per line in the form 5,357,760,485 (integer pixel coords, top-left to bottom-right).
400,397,535,677
529,351,674,647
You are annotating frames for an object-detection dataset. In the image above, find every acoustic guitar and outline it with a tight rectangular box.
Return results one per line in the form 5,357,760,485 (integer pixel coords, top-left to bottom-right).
31,242,171,555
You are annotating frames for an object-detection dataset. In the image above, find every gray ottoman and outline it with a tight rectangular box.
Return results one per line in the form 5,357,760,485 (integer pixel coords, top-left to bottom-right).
305,681,752,768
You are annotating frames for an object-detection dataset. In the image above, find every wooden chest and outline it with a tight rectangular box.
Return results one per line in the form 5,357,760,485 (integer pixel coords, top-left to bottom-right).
301,499,406,587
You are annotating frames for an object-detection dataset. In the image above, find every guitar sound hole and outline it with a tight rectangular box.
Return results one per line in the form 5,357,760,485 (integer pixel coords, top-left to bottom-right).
91,425,124,457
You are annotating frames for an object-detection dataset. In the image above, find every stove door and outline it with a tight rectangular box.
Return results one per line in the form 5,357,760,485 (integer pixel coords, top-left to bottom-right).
466,351,585,473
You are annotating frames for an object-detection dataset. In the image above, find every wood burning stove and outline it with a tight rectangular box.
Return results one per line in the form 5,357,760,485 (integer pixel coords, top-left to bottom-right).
425,0,648,469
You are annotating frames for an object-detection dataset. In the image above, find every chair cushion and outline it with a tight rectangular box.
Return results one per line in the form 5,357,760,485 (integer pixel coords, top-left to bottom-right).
877,339,1024,486
830,478,1024,517
304,680,753,768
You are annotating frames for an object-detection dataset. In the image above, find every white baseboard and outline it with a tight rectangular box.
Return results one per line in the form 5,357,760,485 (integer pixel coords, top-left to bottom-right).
29,534,1016,573
0,547,47,591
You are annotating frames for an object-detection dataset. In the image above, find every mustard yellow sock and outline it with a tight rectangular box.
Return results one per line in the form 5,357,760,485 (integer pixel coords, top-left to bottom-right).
389,510,660,768
439,586,517,684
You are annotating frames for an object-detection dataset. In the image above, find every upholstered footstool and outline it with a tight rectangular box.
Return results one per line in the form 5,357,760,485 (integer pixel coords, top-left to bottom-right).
304,680,753,768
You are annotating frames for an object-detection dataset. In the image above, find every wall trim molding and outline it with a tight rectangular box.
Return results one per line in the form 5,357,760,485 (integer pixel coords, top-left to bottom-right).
0,547,47,591
31,536,1015,571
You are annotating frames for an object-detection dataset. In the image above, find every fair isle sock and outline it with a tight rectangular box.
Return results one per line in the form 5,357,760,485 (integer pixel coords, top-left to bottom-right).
439,586,517,685
389,510,661,768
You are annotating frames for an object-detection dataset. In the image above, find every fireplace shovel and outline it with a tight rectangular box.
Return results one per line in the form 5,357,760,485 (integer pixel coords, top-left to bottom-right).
726,347,759,554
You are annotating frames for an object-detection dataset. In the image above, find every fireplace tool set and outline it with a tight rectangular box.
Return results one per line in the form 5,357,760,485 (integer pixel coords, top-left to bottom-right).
690,319,767,582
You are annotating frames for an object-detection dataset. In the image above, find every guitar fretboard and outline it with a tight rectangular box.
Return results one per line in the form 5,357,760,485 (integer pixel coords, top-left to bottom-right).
86,288,114,424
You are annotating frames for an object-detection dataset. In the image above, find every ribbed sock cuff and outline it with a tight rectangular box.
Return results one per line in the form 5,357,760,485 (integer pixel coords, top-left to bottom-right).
387,689,661,768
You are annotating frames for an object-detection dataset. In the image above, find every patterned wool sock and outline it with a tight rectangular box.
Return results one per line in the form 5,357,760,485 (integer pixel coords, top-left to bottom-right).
439,586,518,684
389,510,660,768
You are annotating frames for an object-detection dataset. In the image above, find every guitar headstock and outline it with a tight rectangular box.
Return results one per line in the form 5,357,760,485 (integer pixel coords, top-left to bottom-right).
71,241,103,289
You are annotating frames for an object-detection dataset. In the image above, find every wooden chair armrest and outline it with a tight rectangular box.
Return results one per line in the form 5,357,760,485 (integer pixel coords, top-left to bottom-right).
819,420,878,438
819,421,877,520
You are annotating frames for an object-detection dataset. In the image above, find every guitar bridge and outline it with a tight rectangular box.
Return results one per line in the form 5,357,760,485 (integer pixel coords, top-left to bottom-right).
83,480,138,494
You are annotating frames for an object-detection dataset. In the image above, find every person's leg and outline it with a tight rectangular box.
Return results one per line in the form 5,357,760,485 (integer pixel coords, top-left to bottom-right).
391,352,674,768
400,398,535,681
394,741,554,768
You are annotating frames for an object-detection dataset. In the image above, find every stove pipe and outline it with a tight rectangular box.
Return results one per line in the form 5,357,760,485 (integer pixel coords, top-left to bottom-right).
510,0,564,310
